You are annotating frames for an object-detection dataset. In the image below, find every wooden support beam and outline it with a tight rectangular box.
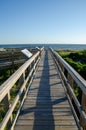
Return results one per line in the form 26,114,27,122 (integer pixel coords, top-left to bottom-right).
81,93,86,129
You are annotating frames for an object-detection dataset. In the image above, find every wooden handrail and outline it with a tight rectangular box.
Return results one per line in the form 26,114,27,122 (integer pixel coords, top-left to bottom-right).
50,48,86,130
50,48,86,94
0,47,44,130
0,52,39,102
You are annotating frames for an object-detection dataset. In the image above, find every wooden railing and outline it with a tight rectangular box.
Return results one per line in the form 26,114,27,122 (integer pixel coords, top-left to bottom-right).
50,48,86,130
0,47,44,130
0,59,26,70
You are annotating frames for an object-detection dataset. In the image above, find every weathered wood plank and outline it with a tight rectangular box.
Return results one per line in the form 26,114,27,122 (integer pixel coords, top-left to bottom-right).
15,125,78,130
16,120,77,126
18,115,74,120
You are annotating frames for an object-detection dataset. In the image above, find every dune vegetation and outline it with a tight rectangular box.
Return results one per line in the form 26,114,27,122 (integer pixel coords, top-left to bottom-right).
57,49,86,80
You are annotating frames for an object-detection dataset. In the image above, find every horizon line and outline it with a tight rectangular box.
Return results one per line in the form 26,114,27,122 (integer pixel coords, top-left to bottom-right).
0,43,86,45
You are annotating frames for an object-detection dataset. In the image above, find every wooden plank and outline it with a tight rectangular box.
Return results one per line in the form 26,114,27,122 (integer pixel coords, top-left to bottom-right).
14,50,78,130
15,125,78,130
16,120,77,126
18,115,74,120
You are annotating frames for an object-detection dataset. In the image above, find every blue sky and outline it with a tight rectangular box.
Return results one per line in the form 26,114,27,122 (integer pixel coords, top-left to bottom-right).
0,0,86,44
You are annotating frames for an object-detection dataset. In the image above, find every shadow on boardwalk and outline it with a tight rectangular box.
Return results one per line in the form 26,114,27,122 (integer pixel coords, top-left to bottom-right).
14,50,78,130
32,50,55,130
19,51,67,130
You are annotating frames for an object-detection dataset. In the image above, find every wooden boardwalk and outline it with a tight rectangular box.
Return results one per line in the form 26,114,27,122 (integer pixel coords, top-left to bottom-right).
14,50,78,130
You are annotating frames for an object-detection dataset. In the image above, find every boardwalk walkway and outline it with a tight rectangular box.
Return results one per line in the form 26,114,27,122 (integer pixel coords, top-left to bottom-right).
14,50,78,130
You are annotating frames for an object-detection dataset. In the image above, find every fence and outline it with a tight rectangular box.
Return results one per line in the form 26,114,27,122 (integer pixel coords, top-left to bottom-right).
0,47,44,130
51,48,86,130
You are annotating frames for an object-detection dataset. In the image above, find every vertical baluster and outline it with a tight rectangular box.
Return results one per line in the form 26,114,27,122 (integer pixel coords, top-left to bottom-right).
34,57,37,70
58,60,64,74
2,91,12,129
81,93,86,129
67,73,74,88
19,72,26,100
39,50,41,57
33,60,35,72
23,72,26,92
67,73,74,100
60,63,65,82
28,64,32,82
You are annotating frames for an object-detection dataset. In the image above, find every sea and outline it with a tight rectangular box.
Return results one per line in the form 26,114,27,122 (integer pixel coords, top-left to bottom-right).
0,44,86,50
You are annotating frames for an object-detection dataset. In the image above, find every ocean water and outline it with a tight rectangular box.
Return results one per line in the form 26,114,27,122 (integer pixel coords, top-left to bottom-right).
0,44,86,50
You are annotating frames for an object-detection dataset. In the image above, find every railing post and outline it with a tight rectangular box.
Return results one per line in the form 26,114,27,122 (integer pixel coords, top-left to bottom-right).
0,51,41,130
67,73,74,88
59,62,64,73
51,48,86,130
22,72,26,92
28,64,32,80
81,93,86,129
33,60,35,72
19,72,26,100
39,50,41,57
2,92,12,129
19,72,25,86
67,73,74,100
